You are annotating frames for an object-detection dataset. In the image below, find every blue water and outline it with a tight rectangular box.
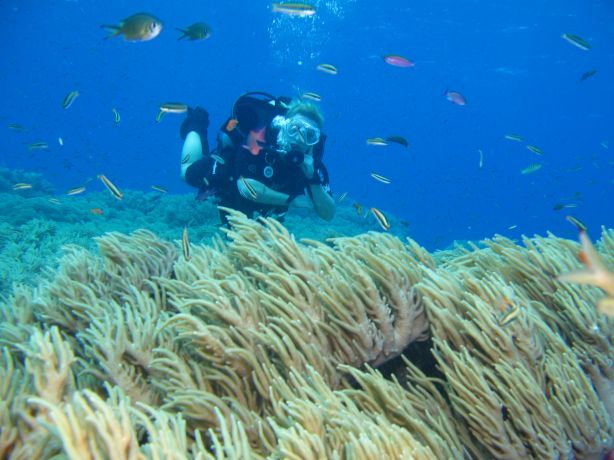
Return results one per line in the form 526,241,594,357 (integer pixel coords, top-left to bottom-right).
1,0,612,250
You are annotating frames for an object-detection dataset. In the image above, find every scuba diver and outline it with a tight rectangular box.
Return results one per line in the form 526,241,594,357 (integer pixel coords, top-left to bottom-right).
179,92,335,223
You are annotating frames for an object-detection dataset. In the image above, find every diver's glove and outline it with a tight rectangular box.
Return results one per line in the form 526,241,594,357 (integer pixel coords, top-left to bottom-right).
180,106,209,141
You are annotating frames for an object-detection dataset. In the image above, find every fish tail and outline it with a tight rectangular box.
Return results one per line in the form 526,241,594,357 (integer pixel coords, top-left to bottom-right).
176,28,187,40
100,24,121,39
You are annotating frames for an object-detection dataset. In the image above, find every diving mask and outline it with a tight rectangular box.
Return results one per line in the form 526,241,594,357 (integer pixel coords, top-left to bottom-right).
283,115,321,146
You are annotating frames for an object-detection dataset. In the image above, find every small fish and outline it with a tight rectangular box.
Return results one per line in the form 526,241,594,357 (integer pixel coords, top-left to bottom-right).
478,149,484,169
370,207,390,231
182,226,191,261
526,144,543,155
48,197,61,205
112,108,121,124
366,137,388,146
508,225,518,230
383,54,415,68
561,33,591,51
565,215,587,232
239,176,258,199
386,135,408,147
370,172,391,184
90,208,104,215
225,118,239,131
504,134,523,142
58,137,64,146
553,203,578,211
151,185,167,193
600,141,608,149
521,163,542,174
66,186,86,196
155,110,166,123
316,63,338,75
98,174,123,200
302,92,322,102
12,183,33,191
101,13,163,42
176,22,211,41
61,90,80,109
159,102,188,114
336,192,348,203
444,89,467,106
27,142,49,151
7,123,27,132
353,202,363,216
272,3,317,16
578,69,597,83
210,153,226,164
498,297,520,327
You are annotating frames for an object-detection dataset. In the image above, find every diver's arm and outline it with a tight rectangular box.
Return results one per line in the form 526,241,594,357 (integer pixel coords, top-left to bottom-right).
181,131,204,180
237,178,291,206
308,184,335,221
301,153,335,221
179,106,209,180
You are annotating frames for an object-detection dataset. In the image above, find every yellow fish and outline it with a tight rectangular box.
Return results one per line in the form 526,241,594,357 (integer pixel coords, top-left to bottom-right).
101,13,163,42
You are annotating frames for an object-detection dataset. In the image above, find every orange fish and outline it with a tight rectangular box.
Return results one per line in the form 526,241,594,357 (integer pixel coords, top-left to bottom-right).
90,208,104,215
243,126,266,155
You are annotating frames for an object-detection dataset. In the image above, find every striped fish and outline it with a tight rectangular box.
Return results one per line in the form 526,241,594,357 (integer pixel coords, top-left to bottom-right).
370,172,391,184
66,186,86,196
316,63,338,75
239,176,257,199
182,226,191,261
370,207,390,231
112,108,121,124
61,90,80,109
498,299,520,327
98,174,123,200
13,183,33,190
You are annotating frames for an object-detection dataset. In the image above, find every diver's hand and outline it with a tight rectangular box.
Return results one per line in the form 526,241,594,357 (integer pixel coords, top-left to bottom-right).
180,106,209,141
301,152,315,179
288,193,313,209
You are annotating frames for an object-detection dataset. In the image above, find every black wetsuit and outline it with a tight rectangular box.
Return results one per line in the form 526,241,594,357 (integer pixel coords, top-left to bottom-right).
184,117,331,222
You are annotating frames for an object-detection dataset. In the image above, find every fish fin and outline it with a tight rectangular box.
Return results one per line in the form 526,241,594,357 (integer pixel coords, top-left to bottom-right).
176,28,187,40
100,24,121,39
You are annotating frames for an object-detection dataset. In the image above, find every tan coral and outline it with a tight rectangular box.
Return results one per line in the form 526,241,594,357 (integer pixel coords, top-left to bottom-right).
0,211,612,459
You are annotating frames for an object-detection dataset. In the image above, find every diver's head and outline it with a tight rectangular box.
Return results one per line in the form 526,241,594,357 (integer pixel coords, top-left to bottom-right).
274,98,323,153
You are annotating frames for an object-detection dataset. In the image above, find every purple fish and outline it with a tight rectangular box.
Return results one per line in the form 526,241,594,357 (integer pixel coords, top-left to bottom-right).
444,89,467,106
383,54,415,68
